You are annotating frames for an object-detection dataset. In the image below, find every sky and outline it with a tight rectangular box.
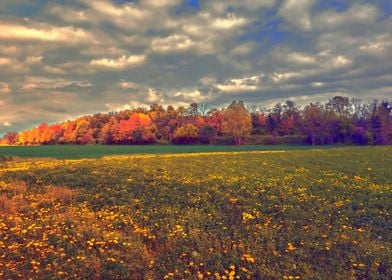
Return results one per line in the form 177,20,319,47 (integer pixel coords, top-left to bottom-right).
0,0,391,134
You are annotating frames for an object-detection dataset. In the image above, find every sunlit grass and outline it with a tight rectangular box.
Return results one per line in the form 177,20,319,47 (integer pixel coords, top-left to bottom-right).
0,144,344,159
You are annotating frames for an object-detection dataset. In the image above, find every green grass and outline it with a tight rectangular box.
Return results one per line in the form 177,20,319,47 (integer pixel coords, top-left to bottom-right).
0,147,391,279
0,144,345,159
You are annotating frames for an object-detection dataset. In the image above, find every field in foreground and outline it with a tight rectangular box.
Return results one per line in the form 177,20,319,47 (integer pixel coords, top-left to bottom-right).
0,144,341,159
0,147,391,279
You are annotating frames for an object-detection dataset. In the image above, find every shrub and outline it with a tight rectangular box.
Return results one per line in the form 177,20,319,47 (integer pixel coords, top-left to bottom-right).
172,124,199,144
199,125,217,144
211,136,234,145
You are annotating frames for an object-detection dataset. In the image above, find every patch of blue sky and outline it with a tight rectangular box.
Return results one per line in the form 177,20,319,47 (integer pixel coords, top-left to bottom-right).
187,0,199,9
239,14,289,47
376,0,392,17
113,0,136,4
2,0,47,17
314,0,350,12
113,0,200,9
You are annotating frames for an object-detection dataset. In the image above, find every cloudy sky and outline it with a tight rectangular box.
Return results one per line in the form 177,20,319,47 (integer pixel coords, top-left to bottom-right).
0,0,391,134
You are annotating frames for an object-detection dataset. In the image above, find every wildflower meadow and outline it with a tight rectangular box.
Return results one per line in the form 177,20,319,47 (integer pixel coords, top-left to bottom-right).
0,147,391,279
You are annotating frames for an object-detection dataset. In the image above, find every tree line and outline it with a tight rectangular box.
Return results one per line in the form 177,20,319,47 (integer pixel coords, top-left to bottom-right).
1,96,391,146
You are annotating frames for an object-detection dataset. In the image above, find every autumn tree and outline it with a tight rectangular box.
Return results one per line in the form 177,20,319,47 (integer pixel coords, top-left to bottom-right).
222,101,252,145
281,100,300,135
207,108,224,135
37,123,50,144
371,100,392,144
61,121,76,144
49,124,64,144
18,131,29,145
172,124,199,144
4,132,18,145
27,128,39,145
302,103,323,145
112,113,156,144
98,117,116,144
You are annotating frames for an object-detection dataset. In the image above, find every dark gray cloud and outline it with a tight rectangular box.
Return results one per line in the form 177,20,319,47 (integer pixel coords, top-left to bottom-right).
0,0,391,134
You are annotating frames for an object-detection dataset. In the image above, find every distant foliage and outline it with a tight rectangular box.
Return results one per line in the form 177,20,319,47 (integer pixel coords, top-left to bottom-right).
199,125,217,144
1,97,391,146
172,124,199,144
3,132,18,145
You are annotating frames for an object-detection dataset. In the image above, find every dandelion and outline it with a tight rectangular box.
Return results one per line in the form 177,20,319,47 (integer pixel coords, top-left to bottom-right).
286,243,296,251
242,254,255,263
240,267,248,273
242,212,255,222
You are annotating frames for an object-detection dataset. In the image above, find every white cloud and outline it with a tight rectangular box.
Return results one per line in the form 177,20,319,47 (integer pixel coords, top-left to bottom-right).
182,12,249,41
175,90,200,98
0,83,11,94
43,65,67,75
49,6,90,23
90,55,146,70
0,22,92,43
118,34,151,47
376,74,392,82
22,77,92,90
146,88,165,103
311,82,324,87
119,81,137,89
288,52,316,64
80,0,150,29
0,45,19,55
314,4,379,30
26,56,43,64
212,15,248,29
271,72,302,83
85,0,141,18
174,89,207,102
151,35,195,53
141,0,181,8
330,55,351,68
0,57,11,65
359,34,392,54
229,42,256,56
0,57,29,73
105,103,133,112
279,0,315,31
216,75,261,92
200,76,217,86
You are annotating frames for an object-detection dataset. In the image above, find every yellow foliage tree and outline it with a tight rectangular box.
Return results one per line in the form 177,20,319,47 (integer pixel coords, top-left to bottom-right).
222,101,252,145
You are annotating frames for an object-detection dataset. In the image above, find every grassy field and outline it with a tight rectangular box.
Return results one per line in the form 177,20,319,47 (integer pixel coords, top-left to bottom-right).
0,144,344,159
0,147,391,279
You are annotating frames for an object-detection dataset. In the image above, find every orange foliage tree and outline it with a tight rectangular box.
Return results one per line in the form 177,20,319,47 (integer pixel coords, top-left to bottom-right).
112,113,156,144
